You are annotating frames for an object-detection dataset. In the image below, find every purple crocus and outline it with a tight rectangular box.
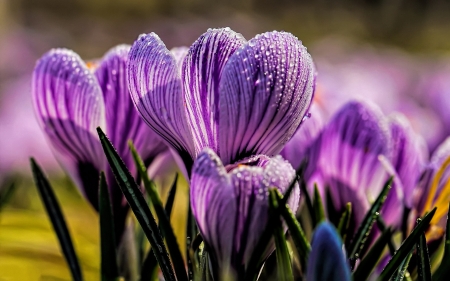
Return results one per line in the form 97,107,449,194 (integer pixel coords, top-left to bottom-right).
190,148,299,276
307,222,351,281
127,28,315,175
32,45,167,235
301,100,421,234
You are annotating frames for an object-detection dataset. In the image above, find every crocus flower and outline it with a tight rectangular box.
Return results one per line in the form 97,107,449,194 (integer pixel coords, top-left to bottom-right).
303,100,409,234
307,222,351,281
280,102,324,171
127,28,315,175
190,148,299,276
413,137,450,236
32,45,167,236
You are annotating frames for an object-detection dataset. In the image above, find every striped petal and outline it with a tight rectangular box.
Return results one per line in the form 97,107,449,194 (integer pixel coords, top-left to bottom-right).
190,148,299,274
218,31,315,165
307,222,351,281
128,33,195,166
388,113,428,208
32,48,105,208
182,28,246,156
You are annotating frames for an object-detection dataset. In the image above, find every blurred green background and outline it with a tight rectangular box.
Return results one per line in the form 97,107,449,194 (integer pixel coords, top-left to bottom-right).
2,0,450,280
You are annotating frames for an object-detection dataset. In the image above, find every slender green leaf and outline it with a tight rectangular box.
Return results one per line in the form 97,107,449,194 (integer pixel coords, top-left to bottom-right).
349,176,393,269
97,128,176,281
129,142,187,281
99,172,120,281
245,173,299,280
392,251,413,281
337,203,352,244
298,167,315,225
129,144,186,277
0,177,17,212
378,207,437,281
313,184,325,224
30,158,83,281
376,216,397,255
274,190,310,270
270,189,293,281
353,228,392,280
140,249,158,281
416,226,432,281
165,174,178,219
433,203,450,281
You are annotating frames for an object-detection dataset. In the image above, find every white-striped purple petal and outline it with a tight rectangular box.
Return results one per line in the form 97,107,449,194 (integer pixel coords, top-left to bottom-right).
307,222,351,281
32,48,106,208
388,113,428,208
190,148,299,274
280,102,324,170
218,31,315,165
183,28,246,156
128,33,195,165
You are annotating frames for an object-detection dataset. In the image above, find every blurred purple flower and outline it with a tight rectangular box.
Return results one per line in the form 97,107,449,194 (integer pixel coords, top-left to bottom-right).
190,148,299,275
32,45,167,235
305,101,410,231
307,222,351,281
127,28,315,174
280,102,324,170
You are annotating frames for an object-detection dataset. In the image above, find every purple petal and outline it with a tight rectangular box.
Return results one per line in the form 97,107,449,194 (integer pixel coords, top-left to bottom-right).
190,148,299,272
388,113,428,207
218,31,315,165
32,48,105,207
280,102,324,170
128,33,195,162
307,222,351,281
182,28,246,155
96,45,166,166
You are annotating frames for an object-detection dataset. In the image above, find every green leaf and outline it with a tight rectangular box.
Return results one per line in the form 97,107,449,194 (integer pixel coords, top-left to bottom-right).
313,184,325,224
97,128,176,281
270,189,293,281
129,142,187,281
433,203,450,281
274,190,311,271
353,227,392,280
376,216,397,255
165,174,178,219
140,249,158,281
378,207,437,281
244,173,299,280
337,203,352,244
392,251,413,281
298,165,315,225
30,158,83,281
349,176,393,269
99,172,120,281
0,177,17,212
416,225,432,281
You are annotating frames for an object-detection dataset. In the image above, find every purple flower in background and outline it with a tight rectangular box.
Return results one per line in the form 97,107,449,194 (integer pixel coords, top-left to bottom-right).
190,148,299,275
304,100,413,234
127,28,315,175
280,102,324,170
307,222,351,281
32,45,167,235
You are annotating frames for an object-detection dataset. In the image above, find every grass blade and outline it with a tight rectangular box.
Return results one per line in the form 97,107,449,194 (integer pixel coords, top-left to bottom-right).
165,174,178,219
378,207,437,281
416,227,432,281
0,177,17,212
129,142,187,281
99,172,119,281
97,128,176,281
140,249,158,281
244,173,299,280
274,190,311,271
432,203,450,281
349,176,393,269
392,251,413,281
353,228,392,280
30,158,83,281
270,189,293,281
313,184,325,224
337,203,352,244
